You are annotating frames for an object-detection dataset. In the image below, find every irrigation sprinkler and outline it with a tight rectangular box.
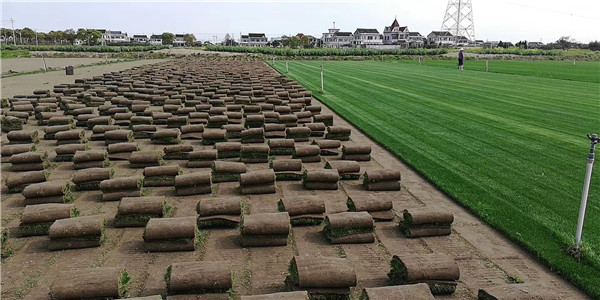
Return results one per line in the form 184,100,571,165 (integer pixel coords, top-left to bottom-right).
320,65,324,93
574,133,599,252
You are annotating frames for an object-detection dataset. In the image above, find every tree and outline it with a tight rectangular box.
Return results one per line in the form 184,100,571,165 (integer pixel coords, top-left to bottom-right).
77,28,88,43
64,28,77,44
589,41,600,51
288,36,301,48
162,32,175,45
271,39,282,48
21,27,36,44
300,35,311,48
183,33,196,46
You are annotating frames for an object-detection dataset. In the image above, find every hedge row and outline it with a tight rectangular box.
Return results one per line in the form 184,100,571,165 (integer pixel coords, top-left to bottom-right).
204,46,448,56
0,44,169,53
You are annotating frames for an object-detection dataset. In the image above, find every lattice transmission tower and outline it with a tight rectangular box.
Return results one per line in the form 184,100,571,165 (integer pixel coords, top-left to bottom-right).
441,0,475,41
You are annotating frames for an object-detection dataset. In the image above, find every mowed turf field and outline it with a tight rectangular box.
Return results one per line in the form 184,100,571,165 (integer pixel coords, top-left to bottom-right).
272,60,600,297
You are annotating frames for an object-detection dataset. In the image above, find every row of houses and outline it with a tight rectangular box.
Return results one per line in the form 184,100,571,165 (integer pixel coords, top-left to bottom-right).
83,30,189,46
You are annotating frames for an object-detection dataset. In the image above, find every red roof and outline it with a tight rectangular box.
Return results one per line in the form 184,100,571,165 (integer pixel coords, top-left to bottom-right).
390,18,400,29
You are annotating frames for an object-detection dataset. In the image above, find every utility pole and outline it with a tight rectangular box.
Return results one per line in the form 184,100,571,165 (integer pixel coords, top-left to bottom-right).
213,35,217,45
34,29,38,45
10,18,16,45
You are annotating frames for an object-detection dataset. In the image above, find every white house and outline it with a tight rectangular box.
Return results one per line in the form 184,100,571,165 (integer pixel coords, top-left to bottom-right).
132,34,148,43
353,28,383,47
383,18,410,46
107,31,129,43
321,28,339,48
240,33,268,47
173,34,186,46
149,34,163,45
408,32,426,48
427,31,455,46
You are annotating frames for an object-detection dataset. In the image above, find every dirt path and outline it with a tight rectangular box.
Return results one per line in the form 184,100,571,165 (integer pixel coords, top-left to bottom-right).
1,57,124,74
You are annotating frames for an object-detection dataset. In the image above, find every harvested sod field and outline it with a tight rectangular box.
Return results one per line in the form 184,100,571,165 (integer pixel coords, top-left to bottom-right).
272,60,600,297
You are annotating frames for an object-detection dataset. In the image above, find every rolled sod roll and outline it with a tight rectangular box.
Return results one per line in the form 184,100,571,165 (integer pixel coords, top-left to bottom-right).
325,160,361,180
48,216,106,250
166,261,232,295
100,176,142,201
18,203,75,236
241,127,265,143
389,254,460,295
268,138,295,155
245,114,265,128
363,169,401,191
22,180,74,205
143,217,198,252
127,296,163,300
129,151,163,168
48,116,74,126
361,284,434,300
202,129,227,145
207,114,229,128
286,256,356,297
54,144,87,161
216,142,242,159
270,158,303,181
2,116,23,132
323,211,374,244
44,124,72,140
107,142,138,160
73,168,113,191
49,267,129,299
9,162,46,172
279,114,298,127
293,145,321,163
278,196,325,226
115,196,167,227
5,170,47,193
211,161,247,182
143,165,181,187
477,284,561,300
180,124,204,139
223,124,245,139
87,116,113,130
187,150,217,168
175,172,212,196
104,129,134,145
162,144,194,160
241,212,290,247
7,130,39,144
263,111,281,123
131,115,153,125
286,127,311,142
239,170,276,195
152,128,181,144
240,144,270,163
342,145,372,161
303,169,339,190
313,114,334,126
1,144,35,161
347,195,394,221
325,126,351,141
196,197,241,228
9,151,47,164
54,129,87,145
312,139,342,156
305,122,326,137
242,291,309,300
295,111,313,124
167,116,189,128
73,150,107,163
399,208,454,238
132,124,156,139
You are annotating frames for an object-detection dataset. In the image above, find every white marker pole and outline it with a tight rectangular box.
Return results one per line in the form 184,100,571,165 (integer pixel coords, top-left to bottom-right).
419,57,421,65
486,60,489,72
320,65,324,93
573,59,576,66
286,61,288,73
575,134,599,249
272,57,275,65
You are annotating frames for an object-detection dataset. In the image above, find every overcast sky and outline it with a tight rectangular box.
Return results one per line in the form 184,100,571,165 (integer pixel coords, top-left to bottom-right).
2,0,599,43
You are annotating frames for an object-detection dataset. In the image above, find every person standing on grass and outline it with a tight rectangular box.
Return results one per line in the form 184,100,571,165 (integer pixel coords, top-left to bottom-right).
458,48,464,70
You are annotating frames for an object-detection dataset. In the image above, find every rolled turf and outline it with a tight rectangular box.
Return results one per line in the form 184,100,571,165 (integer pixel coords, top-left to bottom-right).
322,211,374,244
387,254,460,295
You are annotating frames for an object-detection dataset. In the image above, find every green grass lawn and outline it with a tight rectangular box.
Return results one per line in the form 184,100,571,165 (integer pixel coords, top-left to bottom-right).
396,59,600,83
1,49,31,59
272,60,600,297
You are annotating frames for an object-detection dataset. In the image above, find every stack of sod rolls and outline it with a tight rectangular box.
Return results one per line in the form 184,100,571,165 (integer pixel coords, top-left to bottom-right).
241,128,265,143
113,112,135,127
87,116,113,130
223,124,245,139
18,203,76,236
174,171,212,196
73,168,113,191
278,196,325,226
240,145,270,163
399,208,454,238
104,129,134,145
211,161,247,183
152,129,181,145
293,145,321,163
22,180,74,205
285,256,356,299
114,196,168,227
180,124,204,139
325,160,361,180
144,165,181,187
73,150,109,170
75,113,98,128
187,150,217,168
1,144,36,163
363,169,401,191
55,129,87,145
477,284,561,300
388,254,460,295
239,169,276,195
347,195,394,221
189,112,209,124
167,116,188,128
342,145,371,161
242,291,309,300
151,112,172,125
162,144,194,160
7,130,39,144
313,114,333,126
49,268,130,299
202,129,227,145
129,151,163,168
4,170,47,193
226,111,243,125
271,159,303,181
143,216,198,251
216,142,242,160
268,139,295,155
325,126,351,141
165,261,232,295
1,116,23,132
207,115,228,128
361,284,434,300
303,169,339,190
263,111,280,123
54,144,87,162
37,112,63,126
279,114,298,127
43,123,73,140
286,127,311,142
90,124,119,140
132,124,156,139
241,212,290,247
305,122,326,137
295,111,313,124
196,197,241,228
245,114,265,128
263,123,286,139
9,151,48,171
48,215,106,250
99,176,143,201
313,140,341,156
322,211,374,244
107,142,138,160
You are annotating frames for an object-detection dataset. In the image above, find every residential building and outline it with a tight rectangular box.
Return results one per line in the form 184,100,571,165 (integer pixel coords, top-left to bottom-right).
528,41,544,49
107,31,129,43
173,34,186,46
132,34,148,43
383,18,409,46
427,31,455,46
240,33,268,47
296,33,321,48
321,28,339,48
482,41,500,48
149,34,163,45
353,28,383,47
408,32,426,48
455,35,469,46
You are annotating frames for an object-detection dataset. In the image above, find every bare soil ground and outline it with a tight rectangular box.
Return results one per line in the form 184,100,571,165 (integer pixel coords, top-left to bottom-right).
1,57,124,75
0,57,589,300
